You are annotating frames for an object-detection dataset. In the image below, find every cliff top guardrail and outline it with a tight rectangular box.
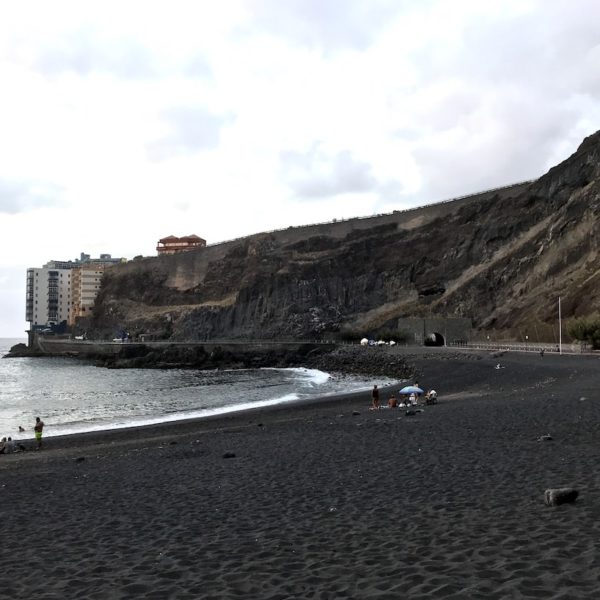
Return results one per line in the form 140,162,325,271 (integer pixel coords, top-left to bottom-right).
204,180,535,249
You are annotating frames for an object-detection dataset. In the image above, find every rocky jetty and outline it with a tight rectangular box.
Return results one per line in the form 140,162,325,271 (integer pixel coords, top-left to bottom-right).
3,343,44,358
95,343,415,380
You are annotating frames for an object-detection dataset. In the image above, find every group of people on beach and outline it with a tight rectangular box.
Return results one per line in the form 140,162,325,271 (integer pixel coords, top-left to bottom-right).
0,436,16,454
0,417,44,455
370,383,437,410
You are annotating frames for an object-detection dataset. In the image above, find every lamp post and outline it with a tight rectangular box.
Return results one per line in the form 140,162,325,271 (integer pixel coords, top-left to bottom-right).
525,335,528,352
558,297,562,355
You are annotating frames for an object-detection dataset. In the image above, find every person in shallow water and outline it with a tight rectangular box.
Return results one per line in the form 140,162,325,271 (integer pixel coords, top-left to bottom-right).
34,417,44,450
371,385,380,410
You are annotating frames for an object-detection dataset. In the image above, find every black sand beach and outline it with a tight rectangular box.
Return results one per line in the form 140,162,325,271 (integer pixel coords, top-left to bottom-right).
1,348,600,599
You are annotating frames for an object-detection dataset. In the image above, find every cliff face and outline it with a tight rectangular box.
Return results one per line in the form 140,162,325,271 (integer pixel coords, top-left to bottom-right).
89,132,600,342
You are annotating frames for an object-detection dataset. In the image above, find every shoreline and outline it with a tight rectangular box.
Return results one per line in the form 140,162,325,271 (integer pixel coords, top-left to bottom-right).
1,360,403,445
3,382,401,457
4,346,598,453
0,343,418,443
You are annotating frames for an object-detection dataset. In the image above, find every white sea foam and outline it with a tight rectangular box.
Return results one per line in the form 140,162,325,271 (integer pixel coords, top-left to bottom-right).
265,366,331,386
48,392,303,437
291,367,331,386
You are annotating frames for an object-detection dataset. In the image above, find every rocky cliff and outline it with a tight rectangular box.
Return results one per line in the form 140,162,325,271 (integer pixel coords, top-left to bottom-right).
87,132,600,343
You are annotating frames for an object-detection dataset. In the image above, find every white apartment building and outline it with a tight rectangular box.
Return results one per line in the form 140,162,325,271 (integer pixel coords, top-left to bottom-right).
26,267,72,328
26,253,125,330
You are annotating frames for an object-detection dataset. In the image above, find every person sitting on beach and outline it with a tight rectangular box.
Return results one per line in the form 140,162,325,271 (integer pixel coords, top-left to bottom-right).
5,437,15,454
0,437,6,454
408,392,416,406
371,385,380,410
426,389,437,405
388,395,397,408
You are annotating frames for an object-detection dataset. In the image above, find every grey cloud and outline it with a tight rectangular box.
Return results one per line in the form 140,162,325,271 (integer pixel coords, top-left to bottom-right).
281,146,378,199
248,0,416,51
377,180,405,204
411,2,600,96
466,16,598,93
33,29,157,79
184,55,214,80
0,179,64,214
393,2,600,206
146,107,232,161
409,110,577,205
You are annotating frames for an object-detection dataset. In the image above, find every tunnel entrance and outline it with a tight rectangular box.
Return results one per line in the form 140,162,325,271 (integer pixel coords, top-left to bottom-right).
424,332,445,346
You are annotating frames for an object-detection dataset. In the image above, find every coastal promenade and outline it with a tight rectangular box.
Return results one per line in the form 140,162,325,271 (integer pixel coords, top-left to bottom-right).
27,335,590,359
29,336,337,357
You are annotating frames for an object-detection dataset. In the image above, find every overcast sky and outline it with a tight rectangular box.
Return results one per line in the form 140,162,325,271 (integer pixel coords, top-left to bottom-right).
2,0,600,337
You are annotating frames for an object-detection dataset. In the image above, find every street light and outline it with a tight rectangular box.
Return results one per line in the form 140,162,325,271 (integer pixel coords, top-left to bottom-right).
525,335,529,351
558,297,562,355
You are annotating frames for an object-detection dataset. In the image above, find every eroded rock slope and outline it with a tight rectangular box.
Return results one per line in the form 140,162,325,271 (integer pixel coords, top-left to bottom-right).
88,132,600,341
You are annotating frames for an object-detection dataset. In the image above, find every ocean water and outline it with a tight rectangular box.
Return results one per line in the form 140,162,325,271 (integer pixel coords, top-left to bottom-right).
0,338,396,440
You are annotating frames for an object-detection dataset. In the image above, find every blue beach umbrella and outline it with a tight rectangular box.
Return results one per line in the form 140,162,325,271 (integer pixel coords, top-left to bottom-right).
399,386,424,395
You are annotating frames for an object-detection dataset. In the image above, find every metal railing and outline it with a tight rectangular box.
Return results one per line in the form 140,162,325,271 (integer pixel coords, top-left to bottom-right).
449,340,584,354
205,180,535,249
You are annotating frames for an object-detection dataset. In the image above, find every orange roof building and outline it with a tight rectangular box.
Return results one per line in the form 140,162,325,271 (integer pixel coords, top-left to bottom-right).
156,234,207,255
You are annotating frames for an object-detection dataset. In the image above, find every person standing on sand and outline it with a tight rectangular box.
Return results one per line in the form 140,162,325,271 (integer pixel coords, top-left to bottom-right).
34,417,44,450
371,385,380,410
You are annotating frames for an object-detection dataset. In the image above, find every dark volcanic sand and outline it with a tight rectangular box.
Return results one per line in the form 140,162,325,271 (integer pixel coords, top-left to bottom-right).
1,348,599,599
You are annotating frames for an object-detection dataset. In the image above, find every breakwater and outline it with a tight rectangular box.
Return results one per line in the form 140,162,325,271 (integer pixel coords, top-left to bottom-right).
7,337,415,379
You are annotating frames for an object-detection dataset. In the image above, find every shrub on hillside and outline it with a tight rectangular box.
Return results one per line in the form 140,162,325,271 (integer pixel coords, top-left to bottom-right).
567,315,600,349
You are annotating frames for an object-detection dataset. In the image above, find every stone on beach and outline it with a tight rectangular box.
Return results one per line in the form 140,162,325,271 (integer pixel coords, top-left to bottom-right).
544,488,579,506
